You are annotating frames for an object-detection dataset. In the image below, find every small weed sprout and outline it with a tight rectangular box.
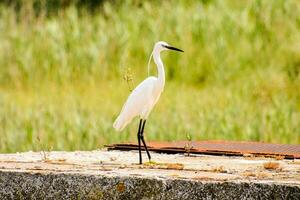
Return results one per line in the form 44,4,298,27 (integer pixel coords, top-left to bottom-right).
123,67,134,92
184,132,193,156
36,134,52,162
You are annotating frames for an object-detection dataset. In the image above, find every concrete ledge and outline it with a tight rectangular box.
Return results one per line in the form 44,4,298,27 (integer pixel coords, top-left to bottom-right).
1,171,300,200
0,150,299,199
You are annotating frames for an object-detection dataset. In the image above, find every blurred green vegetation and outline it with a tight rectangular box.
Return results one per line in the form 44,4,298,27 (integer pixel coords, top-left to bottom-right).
0,0,299,152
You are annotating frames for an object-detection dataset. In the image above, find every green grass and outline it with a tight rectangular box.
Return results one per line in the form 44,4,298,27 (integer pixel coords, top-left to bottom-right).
0,0,299,152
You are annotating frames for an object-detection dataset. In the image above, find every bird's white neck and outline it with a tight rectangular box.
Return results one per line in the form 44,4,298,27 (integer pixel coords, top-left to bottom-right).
153,50,165,88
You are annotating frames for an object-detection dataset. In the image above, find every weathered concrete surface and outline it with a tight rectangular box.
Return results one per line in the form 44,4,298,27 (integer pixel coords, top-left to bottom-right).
0,150,299,199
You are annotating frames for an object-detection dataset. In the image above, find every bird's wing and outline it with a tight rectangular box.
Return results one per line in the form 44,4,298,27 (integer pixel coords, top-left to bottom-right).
113,77,157,131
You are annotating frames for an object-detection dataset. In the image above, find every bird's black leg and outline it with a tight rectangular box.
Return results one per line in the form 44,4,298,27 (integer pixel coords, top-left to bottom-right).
140,120,151,161
137,119,143,164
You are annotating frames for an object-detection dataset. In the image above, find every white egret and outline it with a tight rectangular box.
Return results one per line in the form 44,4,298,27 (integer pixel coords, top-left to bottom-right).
113,41,183,164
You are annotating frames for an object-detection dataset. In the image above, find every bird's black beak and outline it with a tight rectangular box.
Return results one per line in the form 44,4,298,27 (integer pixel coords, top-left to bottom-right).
164,45,184,52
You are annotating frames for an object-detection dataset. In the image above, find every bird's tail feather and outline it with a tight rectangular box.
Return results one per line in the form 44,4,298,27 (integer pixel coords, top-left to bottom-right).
113,116,126,131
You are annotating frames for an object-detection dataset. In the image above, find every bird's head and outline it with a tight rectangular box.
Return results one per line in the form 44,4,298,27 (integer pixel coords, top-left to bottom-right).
154,41,184,53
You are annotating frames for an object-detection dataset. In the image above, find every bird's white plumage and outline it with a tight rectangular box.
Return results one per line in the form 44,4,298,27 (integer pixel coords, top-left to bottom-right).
113,76,162,131
113,41,182,132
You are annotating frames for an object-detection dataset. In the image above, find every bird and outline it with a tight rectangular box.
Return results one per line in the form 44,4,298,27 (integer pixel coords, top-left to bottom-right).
113,41,183,164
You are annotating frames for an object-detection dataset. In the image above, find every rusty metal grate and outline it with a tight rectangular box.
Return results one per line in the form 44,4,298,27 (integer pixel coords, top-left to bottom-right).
106,140,300,159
